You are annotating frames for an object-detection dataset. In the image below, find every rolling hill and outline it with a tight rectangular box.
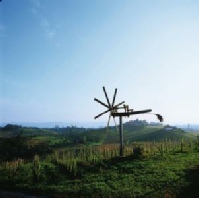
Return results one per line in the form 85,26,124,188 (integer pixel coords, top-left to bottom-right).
103,124,196,144
0,123,197,146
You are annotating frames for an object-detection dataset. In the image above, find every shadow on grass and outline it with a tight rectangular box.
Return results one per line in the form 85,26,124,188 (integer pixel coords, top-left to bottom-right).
177,165,199,198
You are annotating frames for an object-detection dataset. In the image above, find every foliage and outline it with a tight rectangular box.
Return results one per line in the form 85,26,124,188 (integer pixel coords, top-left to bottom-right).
2,124,23,131
0,125,198,197
0,138,198,197
0,135,51,161
0,135,28,160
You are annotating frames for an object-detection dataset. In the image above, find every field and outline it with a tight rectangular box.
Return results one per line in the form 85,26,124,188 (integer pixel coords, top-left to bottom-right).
0,124,199,197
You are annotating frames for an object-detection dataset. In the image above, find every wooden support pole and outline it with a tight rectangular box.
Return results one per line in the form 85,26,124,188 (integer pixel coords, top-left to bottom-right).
119,116,124,157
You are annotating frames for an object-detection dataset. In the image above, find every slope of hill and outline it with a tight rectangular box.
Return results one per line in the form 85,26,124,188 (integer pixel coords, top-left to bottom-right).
0,123,196,146
103,124,196,144
0,127,58,138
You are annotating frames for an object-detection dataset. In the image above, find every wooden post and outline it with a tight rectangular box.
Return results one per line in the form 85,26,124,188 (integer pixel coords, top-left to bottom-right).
119,116,124,157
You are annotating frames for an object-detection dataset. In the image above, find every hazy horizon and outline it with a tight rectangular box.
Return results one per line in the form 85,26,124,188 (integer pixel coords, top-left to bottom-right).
1,120,199,129
1,0,199,125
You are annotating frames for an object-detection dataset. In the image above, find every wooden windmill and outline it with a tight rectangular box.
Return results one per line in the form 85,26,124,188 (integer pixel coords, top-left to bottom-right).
94,86,163,157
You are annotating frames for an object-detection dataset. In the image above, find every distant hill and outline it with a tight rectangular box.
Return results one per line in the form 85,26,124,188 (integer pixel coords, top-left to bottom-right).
0,121,106,128
0,124,58,138
103,124,196,144
0,123,197,144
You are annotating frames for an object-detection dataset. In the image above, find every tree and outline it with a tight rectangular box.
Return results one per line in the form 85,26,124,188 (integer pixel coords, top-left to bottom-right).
3,124,22,131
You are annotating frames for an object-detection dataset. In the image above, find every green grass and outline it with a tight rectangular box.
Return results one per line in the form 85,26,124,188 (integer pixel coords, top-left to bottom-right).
0,143,198,197
0,125,198,197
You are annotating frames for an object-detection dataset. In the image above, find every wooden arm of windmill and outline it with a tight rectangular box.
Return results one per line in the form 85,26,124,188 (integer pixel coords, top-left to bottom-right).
112,109,152,117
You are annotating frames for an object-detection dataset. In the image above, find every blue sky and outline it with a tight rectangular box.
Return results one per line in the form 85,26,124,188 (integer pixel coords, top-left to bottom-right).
1,0,199,126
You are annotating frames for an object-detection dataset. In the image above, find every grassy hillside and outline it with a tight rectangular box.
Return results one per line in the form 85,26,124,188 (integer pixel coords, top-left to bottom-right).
1,124,196,148
0,127,57,138
0,124,199,197
103,125,196,144
0,142,198,197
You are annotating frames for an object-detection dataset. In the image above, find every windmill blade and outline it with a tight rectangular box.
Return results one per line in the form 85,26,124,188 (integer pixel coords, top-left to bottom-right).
107,113,111,132
103,86,111,108
114,101,125,109
94,109,111,119
94,98,109,109
111,88,117,107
